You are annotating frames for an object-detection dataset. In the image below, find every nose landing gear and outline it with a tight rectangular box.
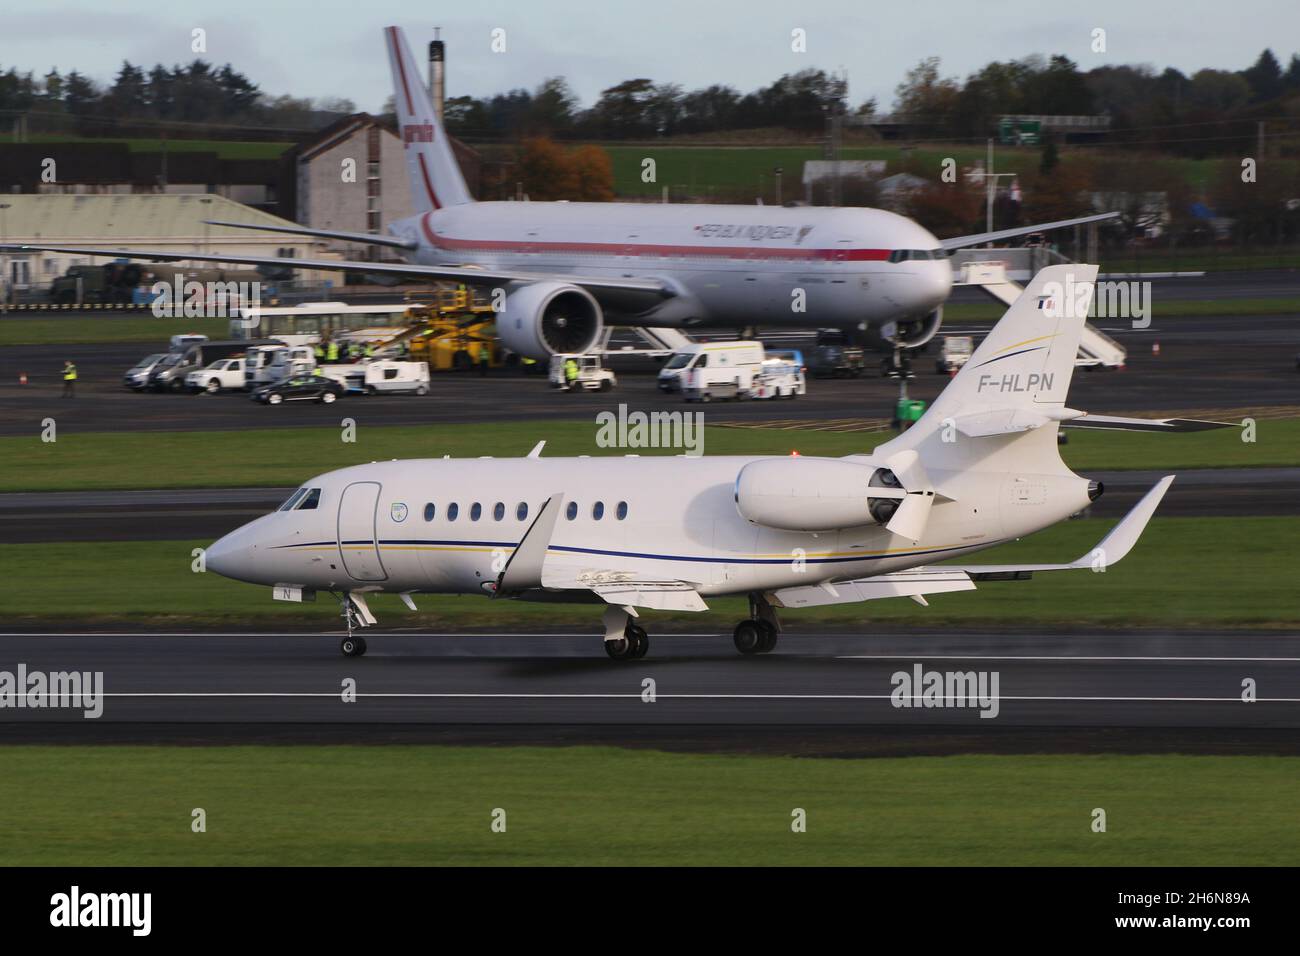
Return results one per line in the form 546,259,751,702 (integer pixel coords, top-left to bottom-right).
335,591,376,657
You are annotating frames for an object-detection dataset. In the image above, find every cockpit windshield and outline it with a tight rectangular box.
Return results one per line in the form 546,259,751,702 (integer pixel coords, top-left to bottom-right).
278,487,322,512
278,488,309,511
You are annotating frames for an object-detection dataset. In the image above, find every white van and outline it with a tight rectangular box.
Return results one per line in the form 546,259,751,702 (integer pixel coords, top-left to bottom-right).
657,341,765,393
319,360,430,395
251,345,317,387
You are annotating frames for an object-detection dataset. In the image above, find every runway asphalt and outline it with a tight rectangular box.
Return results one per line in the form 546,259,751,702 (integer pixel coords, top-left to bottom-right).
0,313,1296,436
3,466,1294,544
0,629,1295,753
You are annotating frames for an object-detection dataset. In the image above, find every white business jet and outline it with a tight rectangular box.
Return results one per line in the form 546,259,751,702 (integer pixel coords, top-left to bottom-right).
204,264,1228,658
5,26,1115,359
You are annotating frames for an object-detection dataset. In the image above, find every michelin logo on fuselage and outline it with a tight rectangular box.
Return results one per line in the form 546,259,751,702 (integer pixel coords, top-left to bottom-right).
977,372,1054,394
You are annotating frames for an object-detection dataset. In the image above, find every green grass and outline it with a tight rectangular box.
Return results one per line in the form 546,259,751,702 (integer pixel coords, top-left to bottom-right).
0,417,1286,493
6,516,1297,627
0,746,1292,865
0,316,232,347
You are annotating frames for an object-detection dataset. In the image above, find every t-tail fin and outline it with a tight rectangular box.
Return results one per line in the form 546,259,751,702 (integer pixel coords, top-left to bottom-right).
879,264,1098,468
384,25,473,212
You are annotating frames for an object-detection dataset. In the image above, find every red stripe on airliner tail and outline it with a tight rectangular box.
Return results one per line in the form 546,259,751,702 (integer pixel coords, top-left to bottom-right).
388,27,413,115
418,216,891,261
418,154,441,210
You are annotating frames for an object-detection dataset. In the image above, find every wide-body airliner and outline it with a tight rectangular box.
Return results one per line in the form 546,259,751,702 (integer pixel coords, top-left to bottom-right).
203,264,1226,658
5,26,1115,360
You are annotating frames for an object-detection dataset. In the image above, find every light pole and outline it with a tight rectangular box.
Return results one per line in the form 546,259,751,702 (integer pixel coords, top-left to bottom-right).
0,202,10,311
199,197,213,256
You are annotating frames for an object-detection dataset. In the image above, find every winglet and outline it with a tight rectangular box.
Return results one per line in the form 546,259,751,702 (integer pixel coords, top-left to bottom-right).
527,441,546,459
1069,474,1175,568
949,475,1175,578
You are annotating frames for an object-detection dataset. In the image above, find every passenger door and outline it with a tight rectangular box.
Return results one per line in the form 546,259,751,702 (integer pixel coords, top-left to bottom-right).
337,481,387,581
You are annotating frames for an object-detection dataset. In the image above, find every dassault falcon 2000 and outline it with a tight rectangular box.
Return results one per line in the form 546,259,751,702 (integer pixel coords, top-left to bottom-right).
203,264,1230,659
5,25,1115,360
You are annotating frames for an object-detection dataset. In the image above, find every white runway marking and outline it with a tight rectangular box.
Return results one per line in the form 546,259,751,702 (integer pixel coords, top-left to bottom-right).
12,692,1300,703
836,655,1300,662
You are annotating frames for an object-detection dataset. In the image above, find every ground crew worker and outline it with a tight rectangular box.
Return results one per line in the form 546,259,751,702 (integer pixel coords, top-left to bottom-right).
478,345,490,377
364,342,375,359
326,340,340,363
61,360,78,398
564,356,579,390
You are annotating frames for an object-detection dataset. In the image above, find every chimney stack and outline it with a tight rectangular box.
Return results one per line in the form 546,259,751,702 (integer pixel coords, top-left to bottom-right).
428,28,445,127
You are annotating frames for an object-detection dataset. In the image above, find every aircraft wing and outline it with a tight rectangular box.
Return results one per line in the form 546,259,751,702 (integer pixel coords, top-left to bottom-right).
0,242,673,297
203,219,418,250
948,475,1174,578
940,212,1121,251
770,567,976,608
586,580,709,612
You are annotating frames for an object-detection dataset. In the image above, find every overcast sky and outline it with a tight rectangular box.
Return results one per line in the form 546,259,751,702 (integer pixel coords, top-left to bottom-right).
5,0,1297,114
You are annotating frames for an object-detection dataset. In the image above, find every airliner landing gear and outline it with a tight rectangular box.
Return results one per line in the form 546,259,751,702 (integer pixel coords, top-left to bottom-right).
341,635,367,657
733,594,781,655
602,605,648,660
605,624,648,660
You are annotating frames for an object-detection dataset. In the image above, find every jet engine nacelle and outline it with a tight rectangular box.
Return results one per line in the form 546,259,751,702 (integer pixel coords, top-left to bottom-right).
495,281,604,360
866,306,944,351
734,458,904,532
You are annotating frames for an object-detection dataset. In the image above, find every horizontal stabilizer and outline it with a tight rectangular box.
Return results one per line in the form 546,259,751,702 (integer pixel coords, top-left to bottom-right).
1062,415,1240,432
770,568,975,609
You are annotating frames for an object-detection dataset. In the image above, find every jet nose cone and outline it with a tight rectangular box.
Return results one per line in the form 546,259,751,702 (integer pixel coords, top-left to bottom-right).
204,531,243,579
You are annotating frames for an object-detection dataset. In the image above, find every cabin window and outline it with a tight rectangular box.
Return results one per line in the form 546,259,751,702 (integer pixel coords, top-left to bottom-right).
592,501,605,520
493,502,505,521
470,503,482,521
616,501,628,520
565,502,577,520
447,502,459,521
423,503,436,522
297,488,321,510
517,502,528,521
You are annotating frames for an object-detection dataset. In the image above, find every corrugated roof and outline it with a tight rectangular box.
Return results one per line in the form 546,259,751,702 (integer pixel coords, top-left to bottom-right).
0,194,297,240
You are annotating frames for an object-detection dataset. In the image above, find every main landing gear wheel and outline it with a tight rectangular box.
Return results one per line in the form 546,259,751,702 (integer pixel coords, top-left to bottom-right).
605,624,649,660
733,619,778,655
341,635,367,657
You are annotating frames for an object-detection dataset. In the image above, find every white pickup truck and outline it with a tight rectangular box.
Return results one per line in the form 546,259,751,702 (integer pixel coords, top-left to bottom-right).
185,357,246,394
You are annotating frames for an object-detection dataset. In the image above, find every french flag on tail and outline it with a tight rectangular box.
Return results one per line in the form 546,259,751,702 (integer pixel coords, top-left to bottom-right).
384,25,474,212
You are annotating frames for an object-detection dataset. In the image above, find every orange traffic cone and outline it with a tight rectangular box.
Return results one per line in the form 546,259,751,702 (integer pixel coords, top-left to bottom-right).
18,372,27,385
1152,341,1161,356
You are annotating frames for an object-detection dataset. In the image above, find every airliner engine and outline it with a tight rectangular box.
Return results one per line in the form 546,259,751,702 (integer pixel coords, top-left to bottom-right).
495,281,603,360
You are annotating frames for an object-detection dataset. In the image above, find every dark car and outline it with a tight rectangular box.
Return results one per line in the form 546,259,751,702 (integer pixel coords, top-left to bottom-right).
252,375,346,405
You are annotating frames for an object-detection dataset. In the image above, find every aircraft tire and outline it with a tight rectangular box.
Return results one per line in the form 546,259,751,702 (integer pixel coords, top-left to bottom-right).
733,620,763,655
341,636,367,657
756,621,778,653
